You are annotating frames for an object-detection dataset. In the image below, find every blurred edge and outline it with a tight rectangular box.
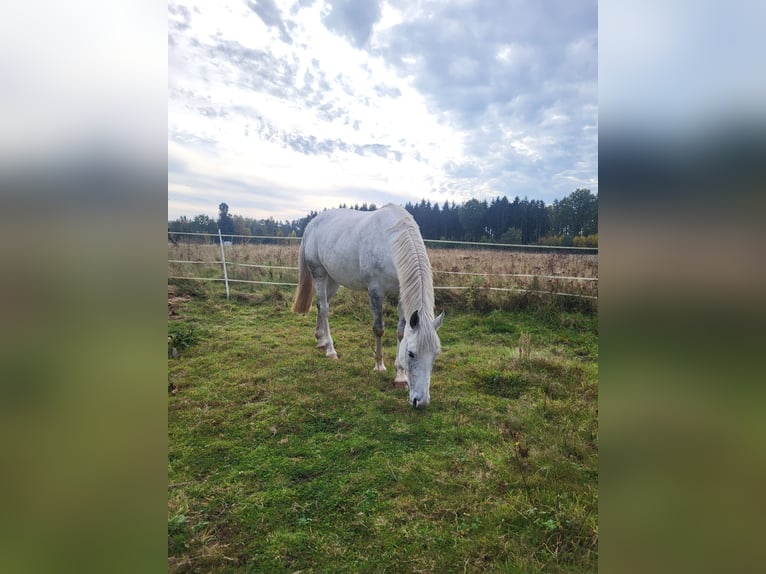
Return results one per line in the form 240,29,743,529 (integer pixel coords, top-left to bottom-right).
600,127,766,574
1,0,765,572
599,1,766,572
0,2,167,573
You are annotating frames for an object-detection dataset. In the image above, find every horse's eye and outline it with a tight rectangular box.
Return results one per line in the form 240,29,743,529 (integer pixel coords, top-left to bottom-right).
408,351,415,359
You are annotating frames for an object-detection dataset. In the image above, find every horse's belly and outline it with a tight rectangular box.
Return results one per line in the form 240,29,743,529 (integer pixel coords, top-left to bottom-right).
319,252,398,294
328,268,398,294
330,272,368,291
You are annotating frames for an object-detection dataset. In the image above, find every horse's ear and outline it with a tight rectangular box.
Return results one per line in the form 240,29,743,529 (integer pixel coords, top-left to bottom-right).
433,311,444,331
409,310,420,329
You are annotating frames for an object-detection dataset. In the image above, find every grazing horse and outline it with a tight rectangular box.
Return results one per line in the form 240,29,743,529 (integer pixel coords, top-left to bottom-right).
291,204,444,409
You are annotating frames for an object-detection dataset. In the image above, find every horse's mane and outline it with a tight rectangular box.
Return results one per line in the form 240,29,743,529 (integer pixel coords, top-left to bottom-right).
387,207,440,352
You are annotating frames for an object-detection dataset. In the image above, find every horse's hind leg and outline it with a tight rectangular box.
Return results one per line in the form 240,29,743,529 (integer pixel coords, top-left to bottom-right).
368,285,386,372
314,276,339,359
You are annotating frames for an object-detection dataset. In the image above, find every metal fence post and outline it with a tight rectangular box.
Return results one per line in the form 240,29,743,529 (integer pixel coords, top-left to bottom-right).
218,228,230,300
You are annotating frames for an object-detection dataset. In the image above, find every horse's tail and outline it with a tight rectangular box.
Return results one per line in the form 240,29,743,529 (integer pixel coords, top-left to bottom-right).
291,240,314,314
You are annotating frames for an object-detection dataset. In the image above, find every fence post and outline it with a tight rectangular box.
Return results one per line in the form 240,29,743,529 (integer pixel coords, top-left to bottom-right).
218,228,230,300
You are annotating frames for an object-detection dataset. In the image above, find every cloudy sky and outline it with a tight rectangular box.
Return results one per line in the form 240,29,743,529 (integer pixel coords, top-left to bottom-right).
168,0,597,222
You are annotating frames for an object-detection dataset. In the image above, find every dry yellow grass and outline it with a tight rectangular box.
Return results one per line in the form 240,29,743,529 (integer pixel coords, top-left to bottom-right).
168,241,598,300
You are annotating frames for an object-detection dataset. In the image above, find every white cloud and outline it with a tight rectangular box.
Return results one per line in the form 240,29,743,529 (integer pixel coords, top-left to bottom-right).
169,0,598,221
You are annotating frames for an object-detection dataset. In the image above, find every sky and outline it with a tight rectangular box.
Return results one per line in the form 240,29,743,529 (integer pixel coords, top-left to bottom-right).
168,0,597,223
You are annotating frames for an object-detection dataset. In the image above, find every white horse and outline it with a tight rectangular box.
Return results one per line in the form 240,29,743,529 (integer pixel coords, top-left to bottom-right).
292,204,444,409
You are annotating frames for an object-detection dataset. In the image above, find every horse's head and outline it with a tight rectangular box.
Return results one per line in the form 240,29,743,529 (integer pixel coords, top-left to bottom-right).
398,310,444,409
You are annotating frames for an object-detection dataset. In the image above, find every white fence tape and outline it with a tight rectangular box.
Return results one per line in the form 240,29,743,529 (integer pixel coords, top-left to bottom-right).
433,285,598,300
434,270,597,281
168,231,597,252
168,233,598,300
167,274,598,299
168,276,298,287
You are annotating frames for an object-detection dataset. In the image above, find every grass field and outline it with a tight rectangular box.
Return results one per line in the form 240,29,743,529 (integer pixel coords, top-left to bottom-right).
168,255,598,572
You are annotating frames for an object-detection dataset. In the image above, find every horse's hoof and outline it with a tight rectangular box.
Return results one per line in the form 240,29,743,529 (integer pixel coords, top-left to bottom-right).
374,365,387,372
327,352,338,359
392,380,409,389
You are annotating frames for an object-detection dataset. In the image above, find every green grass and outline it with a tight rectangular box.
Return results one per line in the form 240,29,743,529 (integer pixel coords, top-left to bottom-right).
168,285,598,572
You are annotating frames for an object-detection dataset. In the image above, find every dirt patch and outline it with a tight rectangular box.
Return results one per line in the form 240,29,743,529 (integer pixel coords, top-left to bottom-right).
168,285,192,319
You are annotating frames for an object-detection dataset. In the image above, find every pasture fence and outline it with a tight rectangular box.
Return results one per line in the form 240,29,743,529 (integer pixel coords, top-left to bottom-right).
168,231,598,301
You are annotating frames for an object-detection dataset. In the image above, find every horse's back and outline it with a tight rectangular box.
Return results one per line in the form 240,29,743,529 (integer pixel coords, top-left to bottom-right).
304,204,405,238
302,205,404,292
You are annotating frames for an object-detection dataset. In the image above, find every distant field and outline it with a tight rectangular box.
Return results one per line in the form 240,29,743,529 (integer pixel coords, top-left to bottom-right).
168,267,598,572
168,242,598,303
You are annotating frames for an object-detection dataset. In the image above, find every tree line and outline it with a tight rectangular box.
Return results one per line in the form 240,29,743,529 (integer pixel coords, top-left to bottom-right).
168,188,597,247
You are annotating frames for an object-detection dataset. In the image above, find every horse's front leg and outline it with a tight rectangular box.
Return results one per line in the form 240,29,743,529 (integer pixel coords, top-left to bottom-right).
368,286,386,372
393,302,408,388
